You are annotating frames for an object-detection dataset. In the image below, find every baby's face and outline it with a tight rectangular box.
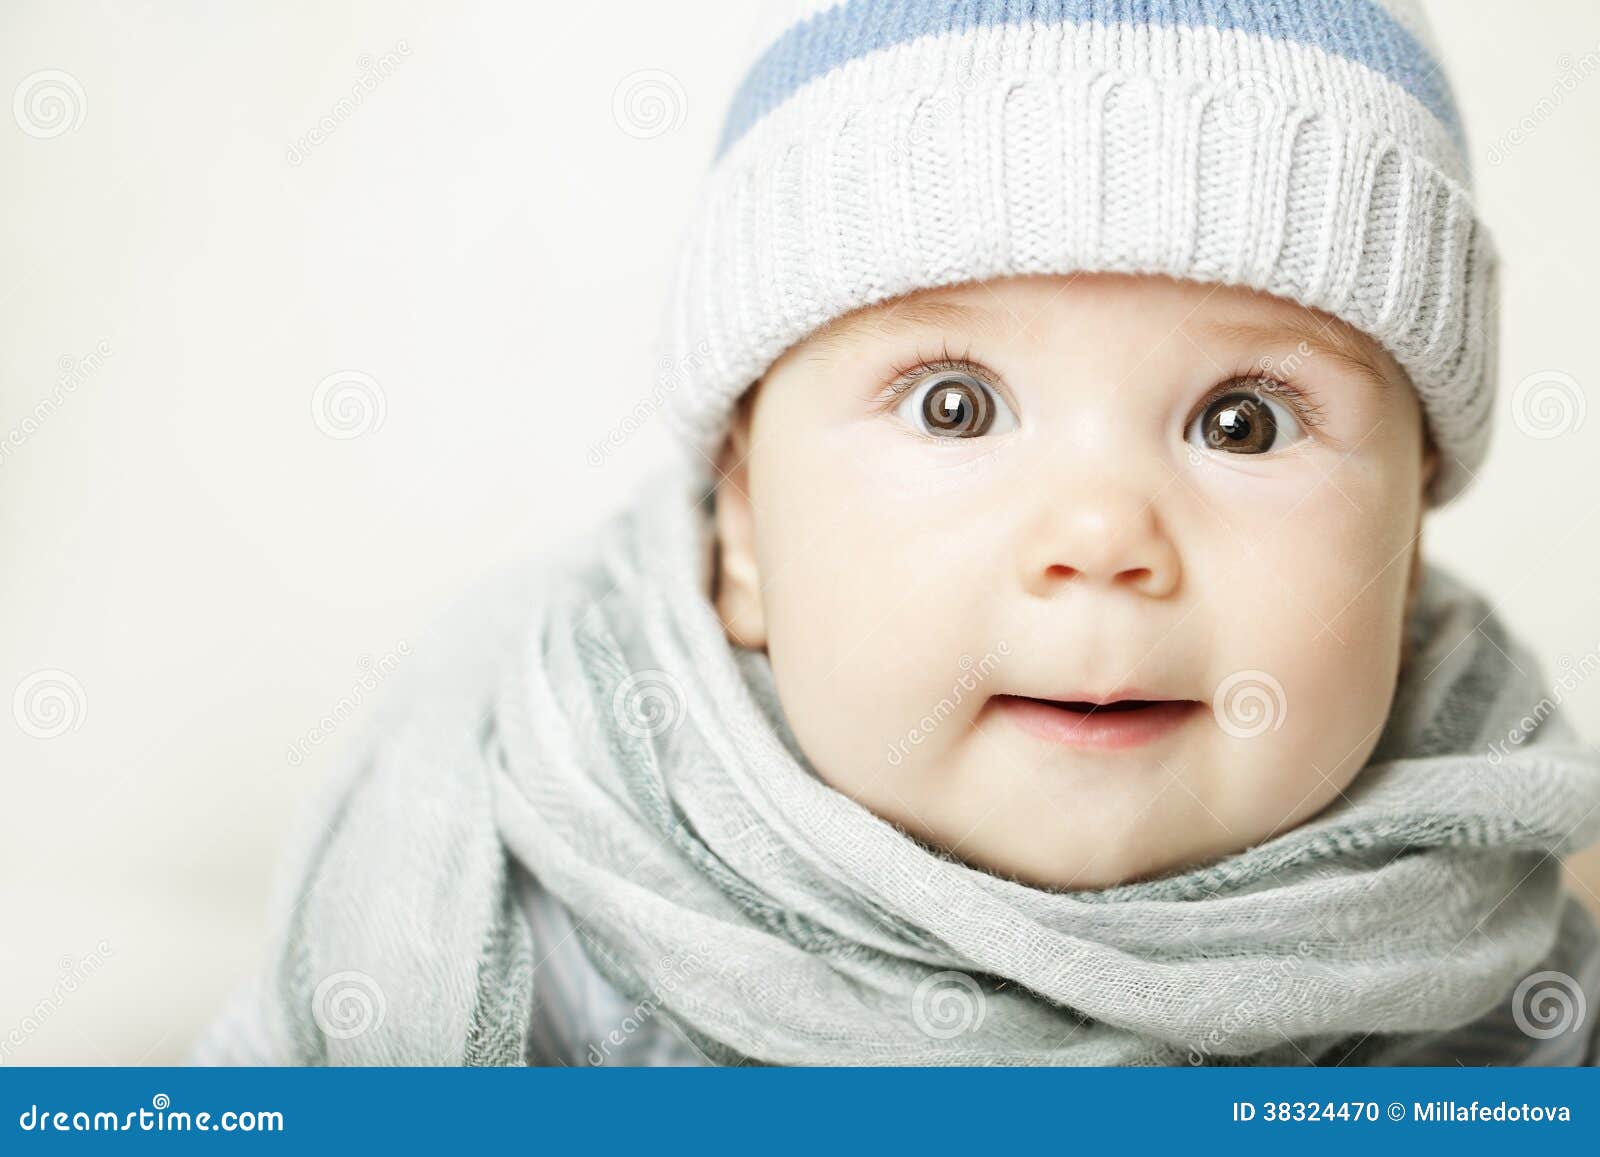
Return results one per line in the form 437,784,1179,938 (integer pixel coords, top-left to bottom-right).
712,272,1435,890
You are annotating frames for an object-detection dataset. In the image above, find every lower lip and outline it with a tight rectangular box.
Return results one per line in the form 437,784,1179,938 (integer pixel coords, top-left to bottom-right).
989,695,1202,751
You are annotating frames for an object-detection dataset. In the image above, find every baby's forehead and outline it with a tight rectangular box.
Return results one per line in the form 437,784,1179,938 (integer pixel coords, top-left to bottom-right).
801,273,1402,390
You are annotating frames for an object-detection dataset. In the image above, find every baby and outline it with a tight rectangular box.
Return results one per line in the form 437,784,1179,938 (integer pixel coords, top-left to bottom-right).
709,271,1437,892
192,0,1600,1067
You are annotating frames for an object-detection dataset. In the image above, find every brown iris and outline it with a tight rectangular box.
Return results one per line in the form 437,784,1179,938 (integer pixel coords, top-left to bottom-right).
1199,392,1278,454
918,372,994,437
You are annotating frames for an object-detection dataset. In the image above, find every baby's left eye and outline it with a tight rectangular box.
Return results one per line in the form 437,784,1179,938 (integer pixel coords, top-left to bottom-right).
1185,386,1308,455
892,370,1019,439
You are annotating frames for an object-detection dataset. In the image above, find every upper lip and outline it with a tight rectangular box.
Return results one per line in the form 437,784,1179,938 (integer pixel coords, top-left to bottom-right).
1001,690,1193,706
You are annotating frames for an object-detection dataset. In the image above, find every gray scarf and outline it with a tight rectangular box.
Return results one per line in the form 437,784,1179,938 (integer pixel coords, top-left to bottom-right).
246,459,1600,1066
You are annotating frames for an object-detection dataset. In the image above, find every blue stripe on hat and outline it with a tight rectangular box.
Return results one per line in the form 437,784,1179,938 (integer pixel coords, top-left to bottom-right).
715,0,1461,159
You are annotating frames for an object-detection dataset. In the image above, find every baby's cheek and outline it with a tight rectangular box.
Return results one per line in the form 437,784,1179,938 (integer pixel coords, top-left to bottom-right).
1263,499,1414,669
754,505,962,779
1199,511,1411,825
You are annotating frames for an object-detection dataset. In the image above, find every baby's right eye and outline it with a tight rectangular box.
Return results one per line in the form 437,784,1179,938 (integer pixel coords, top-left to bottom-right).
891,369,1018,439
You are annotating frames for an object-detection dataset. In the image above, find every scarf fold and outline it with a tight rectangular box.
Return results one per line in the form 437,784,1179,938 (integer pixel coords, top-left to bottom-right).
260,458,1600,1066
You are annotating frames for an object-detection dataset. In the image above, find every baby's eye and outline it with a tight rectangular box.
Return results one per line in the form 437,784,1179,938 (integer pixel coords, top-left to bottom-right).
1185,385,1308,456
892,369,1018,439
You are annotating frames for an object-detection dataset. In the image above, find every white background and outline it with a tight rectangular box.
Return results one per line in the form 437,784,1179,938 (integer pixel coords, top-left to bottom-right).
3,0,1598,1063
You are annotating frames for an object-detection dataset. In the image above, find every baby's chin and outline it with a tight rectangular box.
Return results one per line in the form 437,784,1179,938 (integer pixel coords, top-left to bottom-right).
959,838,1235,893
906,818,1242,894
809,727,1357,894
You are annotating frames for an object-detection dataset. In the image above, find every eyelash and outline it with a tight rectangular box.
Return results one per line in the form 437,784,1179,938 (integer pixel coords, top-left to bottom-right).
868,350,1328,432
1200,363,1328,431
869,341,985,407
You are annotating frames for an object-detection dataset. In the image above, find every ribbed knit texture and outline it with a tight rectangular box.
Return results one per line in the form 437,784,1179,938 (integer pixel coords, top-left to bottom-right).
659,0,1497,506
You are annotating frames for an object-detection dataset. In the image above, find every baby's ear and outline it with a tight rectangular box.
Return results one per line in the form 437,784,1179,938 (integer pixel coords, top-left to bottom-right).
711,391,767,649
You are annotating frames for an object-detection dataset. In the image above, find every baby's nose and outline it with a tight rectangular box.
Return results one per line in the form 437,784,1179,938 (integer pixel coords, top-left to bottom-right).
1016,489,1181,600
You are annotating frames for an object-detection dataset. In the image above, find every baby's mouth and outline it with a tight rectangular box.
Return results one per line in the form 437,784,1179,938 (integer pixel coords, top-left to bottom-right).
989,694,1204,751
1054,698,1162,712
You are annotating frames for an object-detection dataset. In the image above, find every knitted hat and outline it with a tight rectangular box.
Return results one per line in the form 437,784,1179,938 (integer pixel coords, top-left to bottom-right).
659,0,1498,506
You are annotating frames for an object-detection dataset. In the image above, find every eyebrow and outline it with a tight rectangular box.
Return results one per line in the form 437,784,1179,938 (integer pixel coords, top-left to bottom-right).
797,293,1402,397
800,296,1011,364
1203,314,1399,396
